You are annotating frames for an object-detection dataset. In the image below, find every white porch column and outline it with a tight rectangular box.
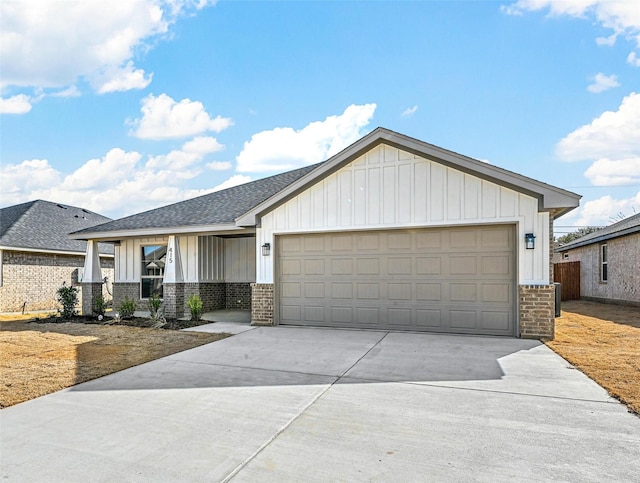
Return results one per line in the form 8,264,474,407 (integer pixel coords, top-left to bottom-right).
83,240,103,282
163,235,184,283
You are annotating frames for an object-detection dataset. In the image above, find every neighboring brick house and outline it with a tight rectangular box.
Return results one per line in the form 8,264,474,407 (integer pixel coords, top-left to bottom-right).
72,128,581,338
0,200,115,313
555,213,640,306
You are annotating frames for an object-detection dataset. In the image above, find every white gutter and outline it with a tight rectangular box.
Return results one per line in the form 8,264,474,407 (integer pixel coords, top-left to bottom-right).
69,224,254,241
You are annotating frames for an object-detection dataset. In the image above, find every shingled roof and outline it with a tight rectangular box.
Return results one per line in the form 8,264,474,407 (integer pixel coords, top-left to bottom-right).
0,200,114,255
556,212,640,251
71,163,320,237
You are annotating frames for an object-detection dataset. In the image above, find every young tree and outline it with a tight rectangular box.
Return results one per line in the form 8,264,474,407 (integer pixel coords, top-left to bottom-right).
556,226,603,245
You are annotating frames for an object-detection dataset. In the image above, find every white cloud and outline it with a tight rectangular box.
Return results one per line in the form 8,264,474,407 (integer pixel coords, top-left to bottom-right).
130,93,233,139
146,136,224,169
628,51,640,66
571,192,640,226
211,175,252,192
0,159,61,203
59,149,142,190
401,105,418,117
0,138,230,218
236,103,377,173
584,157,640,185
0,0,216,94
587,73,620,93
50,86,81,98
206,161,232,171
0,94,32,114
502,0,640,47
96,61,153,94
556,92,640,162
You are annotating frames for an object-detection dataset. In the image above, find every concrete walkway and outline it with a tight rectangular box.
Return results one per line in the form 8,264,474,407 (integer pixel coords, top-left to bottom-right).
2,327,639,482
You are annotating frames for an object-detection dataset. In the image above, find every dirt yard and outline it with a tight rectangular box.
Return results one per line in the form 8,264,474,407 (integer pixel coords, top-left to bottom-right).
548,300,640,415
0,319,229,408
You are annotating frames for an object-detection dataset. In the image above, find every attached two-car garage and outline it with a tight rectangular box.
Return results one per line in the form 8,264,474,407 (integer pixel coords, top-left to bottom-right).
276,224,516,336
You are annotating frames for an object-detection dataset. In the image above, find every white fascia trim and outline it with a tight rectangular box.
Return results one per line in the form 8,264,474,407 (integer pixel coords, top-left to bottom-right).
0,245,114,258
70,224,254,241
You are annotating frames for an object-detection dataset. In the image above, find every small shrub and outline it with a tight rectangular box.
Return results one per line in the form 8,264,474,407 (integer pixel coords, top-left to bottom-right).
148,293,166,328
187,293,203,321
57,283,79,320
119,297,136,319
94,295,107,318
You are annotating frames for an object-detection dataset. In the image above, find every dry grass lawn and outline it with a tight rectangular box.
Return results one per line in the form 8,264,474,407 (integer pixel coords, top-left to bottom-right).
0,319,229,408
547,300,640,415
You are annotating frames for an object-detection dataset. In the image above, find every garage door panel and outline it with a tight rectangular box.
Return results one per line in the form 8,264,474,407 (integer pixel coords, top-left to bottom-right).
450,283,477,302
277,225,515,336
280,305,301,322
388,283,412,300
304,306,325,322
449,310,478,329
481,284,511,303
331,306,353,324
416,283,442,301
356,307,379,324
304,259,325,275
331,282,353,298
481,256,510,275
388,257,412,275
356,234,380,250
304,282,325,298
416,257,442,275
481,311,511,331
280,282,301,298
330,235,353,251
356,258,380,275
357,283,380,299
449,256,478,275
387,308,412,326
331,258,353,275
416,309,442,328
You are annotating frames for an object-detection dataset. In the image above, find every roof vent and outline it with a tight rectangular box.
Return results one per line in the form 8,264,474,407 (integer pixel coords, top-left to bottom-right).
57,204,67,209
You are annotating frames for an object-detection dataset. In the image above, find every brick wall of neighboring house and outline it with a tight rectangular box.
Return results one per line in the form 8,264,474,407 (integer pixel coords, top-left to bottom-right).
559,233,640,305
0,250,114,313
251,283,274,326
519,285,555,339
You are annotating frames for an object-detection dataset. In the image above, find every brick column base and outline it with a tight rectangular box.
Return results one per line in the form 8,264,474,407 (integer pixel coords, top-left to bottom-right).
251,283,274,326
81,282,103,316
163,283,185,319
519,285,555,339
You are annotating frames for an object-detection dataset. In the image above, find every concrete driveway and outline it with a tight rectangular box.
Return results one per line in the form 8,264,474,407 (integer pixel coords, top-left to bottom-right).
2,326,639,482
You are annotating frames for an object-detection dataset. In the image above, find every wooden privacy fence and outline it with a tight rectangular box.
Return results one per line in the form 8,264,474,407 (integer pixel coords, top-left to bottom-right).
553,261,580,301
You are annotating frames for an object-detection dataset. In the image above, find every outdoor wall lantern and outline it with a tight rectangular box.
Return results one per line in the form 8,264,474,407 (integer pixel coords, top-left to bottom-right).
525,233,536,250
261,242,271,256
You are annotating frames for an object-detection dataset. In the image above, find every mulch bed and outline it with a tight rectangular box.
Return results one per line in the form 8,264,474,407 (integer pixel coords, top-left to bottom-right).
32,315,212,330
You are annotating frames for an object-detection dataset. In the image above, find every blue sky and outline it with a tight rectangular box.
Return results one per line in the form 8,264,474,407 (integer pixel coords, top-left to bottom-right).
1,0,639,235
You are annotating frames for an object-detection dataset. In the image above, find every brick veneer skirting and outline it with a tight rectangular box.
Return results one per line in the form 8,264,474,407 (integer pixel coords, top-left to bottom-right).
519,285,555,339
251,283,274,326
226,283,252,310
163,283,185,319
113,283,141,312
81,282,104,316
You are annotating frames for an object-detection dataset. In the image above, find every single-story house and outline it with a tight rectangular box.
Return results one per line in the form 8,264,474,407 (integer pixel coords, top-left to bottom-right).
72,128,580,338
555,213,640,306
0,200,114,313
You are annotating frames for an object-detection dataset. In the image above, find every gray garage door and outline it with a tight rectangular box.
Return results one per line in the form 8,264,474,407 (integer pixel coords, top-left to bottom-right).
276,225,516,336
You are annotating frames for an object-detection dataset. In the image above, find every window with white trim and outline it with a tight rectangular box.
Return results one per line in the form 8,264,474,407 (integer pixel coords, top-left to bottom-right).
600,244,608,283
141,245,166,298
